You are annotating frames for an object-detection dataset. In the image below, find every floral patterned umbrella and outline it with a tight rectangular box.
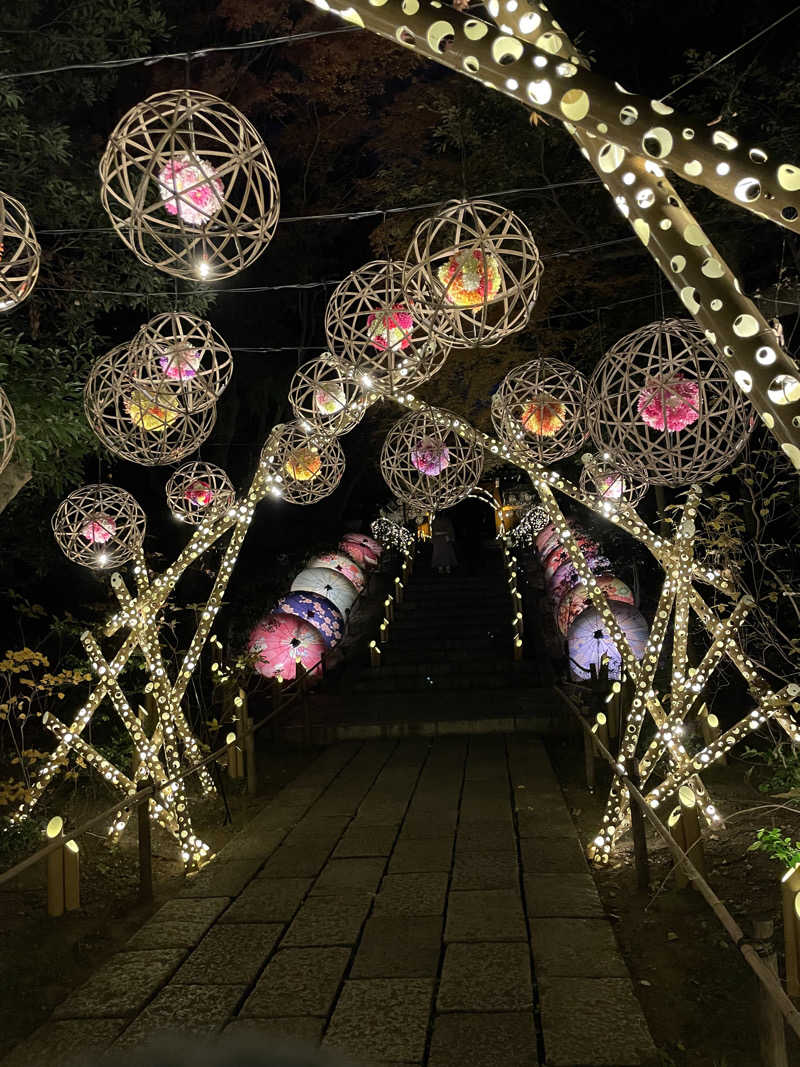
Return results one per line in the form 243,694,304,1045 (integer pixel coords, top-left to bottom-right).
535,523,556,554
340,532,382,569
537,528,560,561
555,576,634,636
568,601,648,681
543,536,600,583
248,612,325,680
308,551,365,593
291,567,358,616
275,592,344,649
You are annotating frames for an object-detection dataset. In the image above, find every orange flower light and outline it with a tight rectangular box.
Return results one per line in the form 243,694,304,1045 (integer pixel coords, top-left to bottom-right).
520,395,566,437
285,446,322,482
125,389,179,432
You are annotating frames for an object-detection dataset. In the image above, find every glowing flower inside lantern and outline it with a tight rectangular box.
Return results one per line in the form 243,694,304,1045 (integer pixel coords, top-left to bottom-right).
314,384,346,416
157,154,224,226
367,304,414,351
411,437,450,476
285,446,322,482
81,515,116,544
437,248,501,307
125,389,179,432
159,343,202,381
637,374,700,432
184,479,214,507
521,394,566,437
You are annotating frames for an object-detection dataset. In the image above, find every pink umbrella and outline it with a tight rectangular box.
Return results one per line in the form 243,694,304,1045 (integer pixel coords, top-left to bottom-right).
543,536,600,583
555,576,634,636
339,538,378,570
308,551,365,593
535,523,556,554
248,612,325,680
568,601,648,681
291,567,358,616
342,531,383,558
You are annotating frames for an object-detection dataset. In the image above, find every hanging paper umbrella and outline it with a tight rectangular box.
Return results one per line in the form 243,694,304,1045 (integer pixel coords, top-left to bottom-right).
537,531,562,565
547,559,579,592
308,551,365,593
341,531,383,561
555,576,634,636
535,523,556,555
275,592,344,649
339,538,378,570
543,536,600,583
568,601,648,681
291,566,357,616
248,611,325,680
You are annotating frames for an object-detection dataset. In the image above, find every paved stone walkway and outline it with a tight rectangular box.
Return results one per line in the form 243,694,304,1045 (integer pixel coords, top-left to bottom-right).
4,738,656,1067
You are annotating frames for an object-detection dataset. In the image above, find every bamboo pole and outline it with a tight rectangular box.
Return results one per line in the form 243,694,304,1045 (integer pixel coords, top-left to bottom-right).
243,695,257,797
754,918,789,1067
667,806,689,890
781,866,800,998
226,731,243,779
370,640,381,668
626,759,649,890
679,783,707,885
46,816,64,918
64,839,80,911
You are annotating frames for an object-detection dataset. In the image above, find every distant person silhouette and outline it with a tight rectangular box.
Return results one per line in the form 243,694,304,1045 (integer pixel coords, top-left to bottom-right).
430,513,457,574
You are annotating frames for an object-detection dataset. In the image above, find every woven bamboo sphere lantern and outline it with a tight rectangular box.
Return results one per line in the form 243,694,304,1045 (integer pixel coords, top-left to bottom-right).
52,484,146,569
130,311,232,411
0,386,16,475
403,199,543,348
84,343,217,466
99,90,280,281
260,422,345,505
579,452,649,507
165,461,235,524
491,358,588,464
324,260,450,394
586,318,753,486
0,192,40,313
288,353,370,437
380,407,484,512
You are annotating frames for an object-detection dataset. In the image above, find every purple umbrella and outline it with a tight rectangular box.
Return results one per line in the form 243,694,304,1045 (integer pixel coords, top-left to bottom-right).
567,601,648,681
275,592,344,649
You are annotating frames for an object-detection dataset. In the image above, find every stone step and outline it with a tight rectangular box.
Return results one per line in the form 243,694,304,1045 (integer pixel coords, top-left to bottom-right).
367,658,539,677
352,672,536,693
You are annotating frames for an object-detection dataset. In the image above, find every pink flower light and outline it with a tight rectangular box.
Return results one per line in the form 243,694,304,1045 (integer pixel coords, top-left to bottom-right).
637,374,700,432
159,344,202,380
411,437,450,476
367,304,414,351
184,479,214,507
81,516,116,544
158,154,224,226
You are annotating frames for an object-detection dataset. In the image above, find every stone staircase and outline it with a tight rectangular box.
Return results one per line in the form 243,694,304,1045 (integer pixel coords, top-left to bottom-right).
281,545,574,742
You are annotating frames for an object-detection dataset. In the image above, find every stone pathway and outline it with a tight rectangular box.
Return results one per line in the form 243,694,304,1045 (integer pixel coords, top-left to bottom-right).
4,738,656,1067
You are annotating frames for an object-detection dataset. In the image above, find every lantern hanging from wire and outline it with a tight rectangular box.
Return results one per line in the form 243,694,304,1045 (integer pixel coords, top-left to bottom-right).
403,199,543,348
165,461,235,524
52,484,146,570
491,358,588,464
260,422,345,505
291,566,358,616
325,260,450,395
248,612,325,680
99,90,280,281
130,312,233,411
380,406,484,512
288,353,370,437
84,343,217,466
585,318,753,486
0,386,16,475
0,192,40,313
579,452,649,508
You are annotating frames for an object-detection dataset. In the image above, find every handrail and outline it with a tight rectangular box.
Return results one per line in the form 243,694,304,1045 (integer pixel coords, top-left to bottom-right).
556,683,800,1043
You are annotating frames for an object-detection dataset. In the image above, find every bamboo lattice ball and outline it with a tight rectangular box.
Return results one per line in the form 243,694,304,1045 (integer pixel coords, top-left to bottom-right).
52,484,146,569
0,192,41,313
491,358,588,463
288,353,370,436
0,386,15,475
579,452,649,507
260,421,345,505
131,311,233,411
585,318,753,486
380,407,484,512
165,461,235,524
324,260,450,394
403,199,543,348
99,90,280,281
84,343,217,467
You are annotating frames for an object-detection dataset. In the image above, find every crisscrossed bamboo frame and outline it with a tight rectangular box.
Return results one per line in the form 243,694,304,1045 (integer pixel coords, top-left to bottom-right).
0,191,40,313
325,259,450,393
260,421,346,505
491,356,588,463
380,405,484,511
51,483,146,569
579,451,649,508
403,198,543,348
0,385,16,475
84,342,217,466
288,352,371,436
585,318,753,486
99,89,280,281
131,311,233,412
165,461,236,524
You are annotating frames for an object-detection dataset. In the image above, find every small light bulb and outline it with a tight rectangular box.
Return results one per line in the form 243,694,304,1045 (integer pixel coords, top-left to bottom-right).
197,260,210,279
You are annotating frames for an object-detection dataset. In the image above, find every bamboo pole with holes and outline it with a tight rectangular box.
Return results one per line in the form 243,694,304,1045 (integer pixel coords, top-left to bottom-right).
46,816,64,917
64,839,80,911
678,784,707,885
781,866,800,998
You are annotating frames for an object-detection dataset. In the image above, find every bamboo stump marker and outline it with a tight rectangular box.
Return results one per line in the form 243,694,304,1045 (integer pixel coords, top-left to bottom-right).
679,784,707,885
46,816,65,918
370,640,381,668
668,805,689,890
754,918,789,1067
137,780,153,904
781,865,800,998
64,839,80,911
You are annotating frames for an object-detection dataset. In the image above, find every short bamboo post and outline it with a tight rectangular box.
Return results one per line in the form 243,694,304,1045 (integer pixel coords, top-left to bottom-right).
698,703,726,765
583,715,596,793
781,865,800,998
626,759,649,890
394,576,403,603
379,619,389,645
46,816,65,918
594,711,610,755
236,688,256,795
137,781,153,904
598,655,609,686
385,596,394,622
369,640,381,668
679,784,707,885
667,805,689,890
64,839,80,911
606,681,621,739
753,918,789,1067
226,731,243,779
513,635,523,662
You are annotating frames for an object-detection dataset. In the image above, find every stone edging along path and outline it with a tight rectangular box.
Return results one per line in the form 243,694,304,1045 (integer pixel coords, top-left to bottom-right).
3,737,656,1067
